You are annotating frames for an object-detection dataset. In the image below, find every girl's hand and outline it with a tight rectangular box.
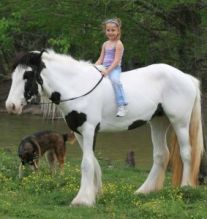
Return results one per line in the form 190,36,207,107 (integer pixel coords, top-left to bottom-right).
101,69,108,76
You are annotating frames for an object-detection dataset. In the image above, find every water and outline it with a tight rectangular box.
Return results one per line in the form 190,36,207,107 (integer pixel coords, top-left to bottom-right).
0,113,152,169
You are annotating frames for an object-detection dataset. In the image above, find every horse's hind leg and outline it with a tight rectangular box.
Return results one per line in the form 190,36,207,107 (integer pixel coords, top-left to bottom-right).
172,122,192,186
135,116,170,194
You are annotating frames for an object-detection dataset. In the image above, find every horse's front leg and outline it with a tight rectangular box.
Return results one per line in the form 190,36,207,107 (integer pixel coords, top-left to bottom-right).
71,124,101,206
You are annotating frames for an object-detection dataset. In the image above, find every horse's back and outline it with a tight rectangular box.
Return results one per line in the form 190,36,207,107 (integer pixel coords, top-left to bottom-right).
121,63,197,94
122,63,191,81
120,64,198,120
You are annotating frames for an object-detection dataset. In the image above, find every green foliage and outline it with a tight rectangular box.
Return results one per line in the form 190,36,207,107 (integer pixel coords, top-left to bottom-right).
48,37,71,53
0,18,13,51
0,0,206,83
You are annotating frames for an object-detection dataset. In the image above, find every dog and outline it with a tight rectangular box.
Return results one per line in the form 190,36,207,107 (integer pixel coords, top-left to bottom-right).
18,130,75,178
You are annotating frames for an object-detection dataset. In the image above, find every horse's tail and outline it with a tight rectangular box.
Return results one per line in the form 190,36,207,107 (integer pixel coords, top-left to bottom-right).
170,77,204,186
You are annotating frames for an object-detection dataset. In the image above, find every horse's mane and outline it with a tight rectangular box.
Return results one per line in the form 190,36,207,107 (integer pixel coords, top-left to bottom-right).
12,49,92,71
42,49,92,69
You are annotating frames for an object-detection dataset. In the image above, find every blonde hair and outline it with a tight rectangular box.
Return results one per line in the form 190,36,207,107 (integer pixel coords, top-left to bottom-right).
102,18,122,39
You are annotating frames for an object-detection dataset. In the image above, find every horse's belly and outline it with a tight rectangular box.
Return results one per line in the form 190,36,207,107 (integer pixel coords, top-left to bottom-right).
99,117,147,132
100,102,157,132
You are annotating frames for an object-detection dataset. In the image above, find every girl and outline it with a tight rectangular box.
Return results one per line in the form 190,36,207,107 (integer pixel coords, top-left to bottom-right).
95,18,127,117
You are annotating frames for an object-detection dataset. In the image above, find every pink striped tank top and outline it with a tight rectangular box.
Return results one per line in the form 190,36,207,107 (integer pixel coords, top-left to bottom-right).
103,47,123,68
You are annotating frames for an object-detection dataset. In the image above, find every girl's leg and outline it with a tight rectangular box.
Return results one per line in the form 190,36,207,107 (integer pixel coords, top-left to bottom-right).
108,66,127,106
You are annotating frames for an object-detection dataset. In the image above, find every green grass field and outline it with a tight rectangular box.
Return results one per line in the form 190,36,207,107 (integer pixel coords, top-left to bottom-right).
0,148,206,219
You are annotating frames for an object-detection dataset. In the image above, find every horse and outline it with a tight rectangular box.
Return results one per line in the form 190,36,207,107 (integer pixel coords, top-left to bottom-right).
5,49,204,206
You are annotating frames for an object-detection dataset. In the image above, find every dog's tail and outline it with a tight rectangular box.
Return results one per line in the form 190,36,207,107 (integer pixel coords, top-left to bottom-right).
62,131,76,144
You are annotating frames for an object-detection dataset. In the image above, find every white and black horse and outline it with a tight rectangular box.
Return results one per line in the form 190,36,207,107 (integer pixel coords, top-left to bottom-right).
6,49,204,206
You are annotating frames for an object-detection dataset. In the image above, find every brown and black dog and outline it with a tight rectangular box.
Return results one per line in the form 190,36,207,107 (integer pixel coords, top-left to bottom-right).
18,130,75,178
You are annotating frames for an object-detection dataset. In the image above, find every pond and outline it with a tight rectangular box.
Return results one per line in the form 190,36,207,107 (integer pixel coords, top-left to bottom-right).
0,113,152,169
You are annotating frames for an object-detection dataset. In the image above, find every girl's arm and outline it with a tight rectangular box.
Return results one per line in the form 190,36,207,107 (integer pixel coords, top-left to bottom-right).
95,43,105,65
102,41,124,76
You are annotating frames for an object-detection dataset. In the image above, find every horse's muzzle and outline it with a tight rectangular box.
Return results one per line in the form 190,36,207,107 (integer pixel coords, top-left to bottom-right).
5,101,23,114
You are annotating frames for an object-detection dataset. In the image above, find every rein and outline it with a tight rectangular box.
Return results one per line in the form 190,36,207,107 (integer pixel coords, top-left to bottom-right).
35,65,104,105
60,74,104,103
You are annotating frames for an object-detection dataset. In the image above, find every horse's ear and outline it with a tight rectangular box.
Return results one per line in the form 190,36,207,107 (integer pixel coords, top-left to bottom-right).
39,49,47,59
33,49,46,65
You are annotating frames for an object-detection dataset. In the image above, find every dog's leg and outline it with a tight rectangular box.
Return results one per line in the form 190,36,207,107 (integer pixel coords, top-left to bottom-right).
19,163,24,179
46,150,56,175
55,145,66,174
33,160,39,173
56,154,65,175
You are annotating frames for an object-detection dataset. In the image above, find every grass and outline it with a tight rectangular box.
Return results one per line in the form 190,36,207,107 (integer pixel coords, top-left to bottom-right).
0,148,206,219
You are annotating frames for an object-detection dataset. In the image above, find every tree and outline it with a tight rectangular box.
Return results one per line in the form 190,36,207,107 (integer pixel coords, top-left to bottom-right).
0,0,206,85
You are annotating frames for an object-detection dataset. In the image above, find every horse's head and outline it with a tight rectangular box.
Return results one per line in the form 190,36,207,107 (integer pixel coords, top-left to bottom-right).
6,50,45,114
